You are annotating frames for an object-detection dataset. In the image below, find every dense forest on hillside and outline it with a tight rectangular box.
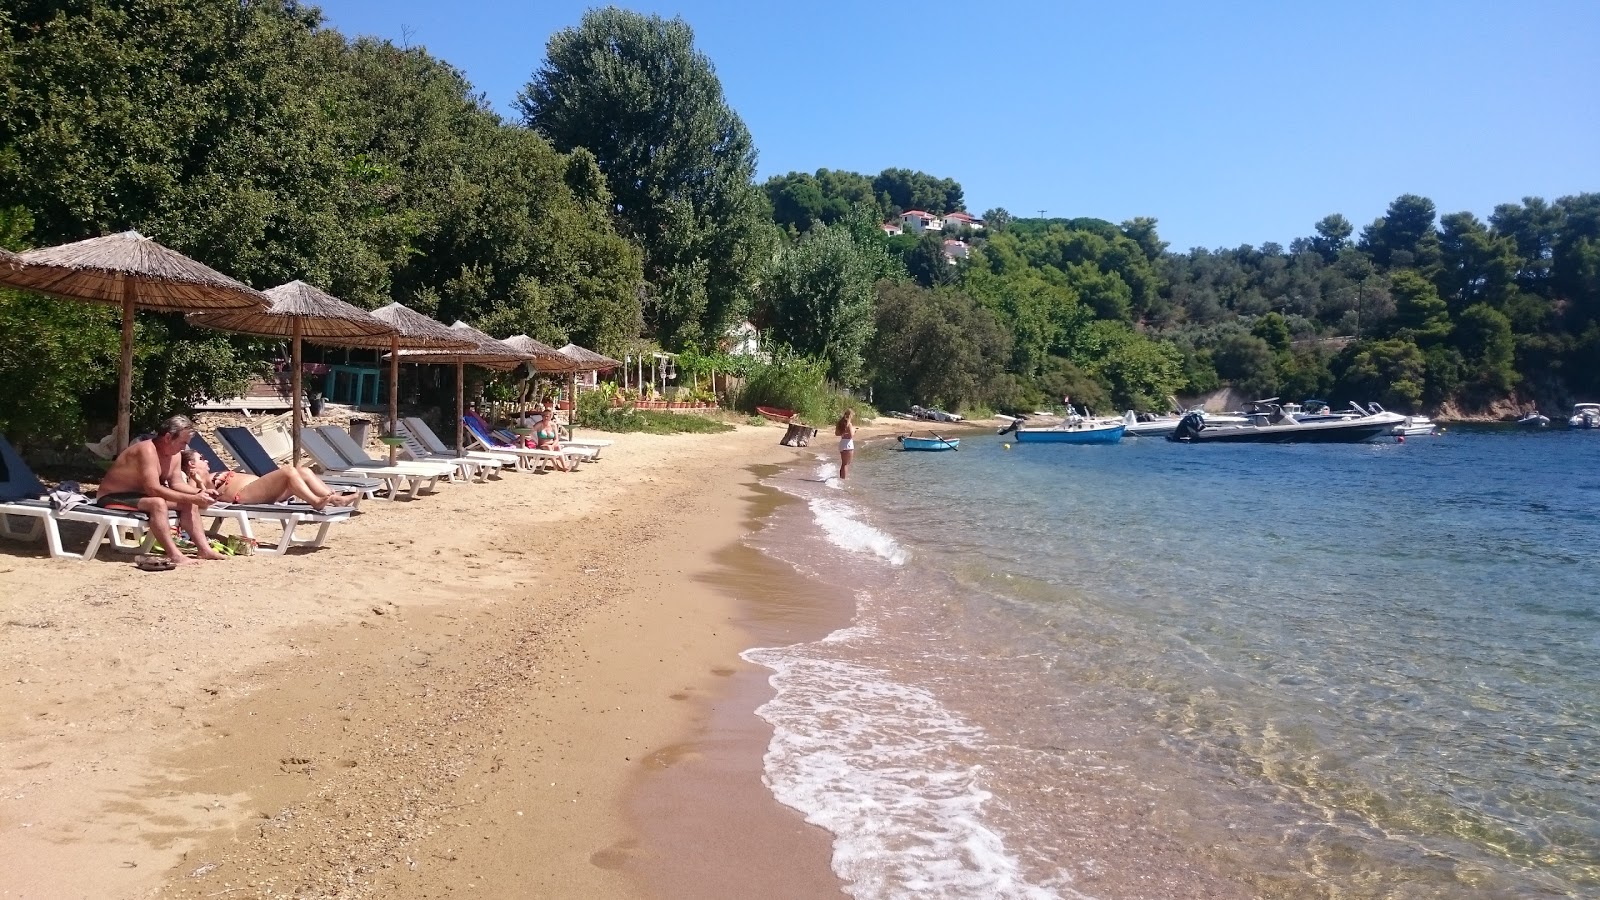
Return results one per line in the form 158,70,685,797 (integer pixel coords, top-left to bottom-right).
1,1,1593,448
759,168,1600,416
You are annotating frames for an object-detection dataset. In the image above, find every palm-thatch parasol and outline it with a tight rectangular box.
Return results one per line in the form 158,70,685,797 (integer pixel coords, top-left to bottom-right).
188,281,398,466
502,334,580,415
368,304,479,458
395,321,533,454
503,334,579,373
10,231,268,450
557,343,622,428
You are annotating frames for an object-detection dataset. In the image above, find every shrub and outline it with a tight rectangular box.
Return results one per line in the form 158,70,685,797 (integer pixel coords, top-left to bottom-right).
731,349,876,424
582,405,733,434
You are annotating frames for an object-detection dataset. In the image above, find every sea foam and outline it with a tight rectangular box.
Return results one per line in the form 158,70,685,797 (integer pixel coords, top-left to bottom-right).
745,632,1077,899
808,498,908,566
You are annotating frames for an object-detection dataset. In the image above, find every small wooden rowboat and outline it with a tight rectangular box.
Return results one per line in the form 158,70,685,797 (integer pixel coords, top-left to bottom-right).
756,406,797,423
898,434,960,451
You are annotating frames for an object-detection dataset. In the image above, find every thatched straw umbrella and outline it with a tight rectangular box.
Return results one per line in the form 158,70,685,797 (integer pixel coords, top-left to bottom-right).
188,281,398,466
10,231,267,450
502,334,581,415
398,322,534,454
557,343,622,428
369,303,478,457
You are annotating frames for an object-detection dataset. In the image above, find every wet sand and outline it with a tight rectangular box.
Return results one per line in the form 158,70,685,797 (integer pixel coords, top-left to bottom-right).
0,424,853,899
621,472,853,898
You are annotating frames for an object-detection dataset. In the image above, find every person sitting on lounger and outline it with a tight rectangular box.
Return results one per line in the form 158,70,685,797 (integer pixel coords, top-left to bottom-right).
534,400,573,472
97,414,226,566
179,450,358,510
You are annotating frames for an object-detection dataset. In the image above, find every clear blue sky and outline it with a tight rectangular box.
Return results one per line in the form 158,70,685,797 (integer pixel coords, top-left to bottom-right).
313,0,1597,252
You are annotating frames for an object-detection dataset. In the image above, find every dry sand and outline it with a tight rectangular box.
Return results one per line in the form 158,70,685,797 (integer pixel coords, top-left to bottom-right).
0,423,853,900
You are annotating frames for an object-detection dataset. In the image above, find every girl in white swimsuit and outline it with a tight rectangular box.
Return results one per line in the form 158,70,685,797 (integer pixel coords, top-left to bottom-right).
834,409,857,480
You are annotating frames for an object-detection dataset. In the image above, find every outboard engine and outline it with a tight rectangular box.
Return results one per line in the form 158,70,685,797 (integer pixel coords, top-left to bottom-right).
998,418,1022,437
1169,411,1206,442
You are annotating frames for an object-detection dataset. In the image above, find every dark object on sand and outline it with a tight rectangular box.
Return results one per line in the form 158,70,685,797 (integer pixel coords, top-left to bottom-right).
781,423,817,447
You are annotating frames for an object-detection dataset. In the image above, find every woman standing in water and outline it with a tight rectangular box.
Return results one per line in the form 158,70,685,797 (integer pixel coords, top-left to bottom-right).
834,408,856,480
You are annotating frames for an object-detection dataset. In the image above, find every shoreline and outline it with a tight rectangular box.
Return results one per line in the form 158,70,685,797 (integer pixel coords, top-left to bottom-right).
0,424,846,899
620,465,852,898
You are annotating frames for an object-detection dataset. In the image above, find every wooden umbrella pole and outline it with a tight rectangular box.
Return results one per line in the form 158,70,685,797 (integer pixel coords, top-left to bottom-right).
455,362,465,455
570,370,578,433
388,334,400,465
115,277,136,452
290,318,303,468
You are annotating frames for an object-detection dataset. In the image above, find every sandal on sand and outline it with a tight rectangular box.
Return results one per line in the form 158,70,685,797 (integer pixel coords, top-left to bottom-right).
134,554,176,572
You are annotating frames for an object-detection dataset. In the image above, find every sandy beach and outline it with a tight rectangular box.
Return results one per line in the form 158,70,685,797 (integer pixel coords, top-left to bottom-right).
0,422,865,899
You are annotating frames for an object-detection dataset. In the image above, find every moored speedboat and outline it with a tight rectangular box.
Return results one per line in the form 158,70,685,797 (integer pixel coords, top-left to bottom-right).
1001,415,1125,444
1167,403,1405,444
1392,415,1438,436
1122,408,1250,436
1518,412,1550,428
1568,403,1600,429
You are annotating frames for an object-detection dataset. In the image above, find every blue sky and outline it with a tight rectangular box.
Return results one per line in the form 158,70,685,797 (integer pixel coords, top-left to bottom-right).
313,0,1597,253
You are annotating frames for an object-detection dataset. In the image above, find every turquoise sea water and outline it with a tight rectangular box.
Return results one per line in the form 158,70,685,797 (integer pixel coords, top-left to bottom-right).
745,428,1598,898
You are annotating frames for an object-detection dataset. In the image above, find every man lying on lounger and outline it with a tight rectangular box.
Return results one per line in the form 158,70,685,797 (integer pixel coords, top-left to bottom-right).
178,449,358,510
97,415,227,565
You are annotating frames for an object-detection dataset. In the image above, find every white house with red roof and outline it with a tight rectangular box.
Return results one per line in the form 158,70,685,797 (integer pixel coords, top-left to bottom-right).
941,211,984,231
898,210,944,234
942,239,970,262
880,221,903,236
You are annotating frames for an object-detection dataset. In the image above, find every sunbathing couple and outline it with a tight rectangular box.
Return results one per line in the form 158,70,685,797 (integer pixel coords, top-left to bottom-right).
97,415,356,566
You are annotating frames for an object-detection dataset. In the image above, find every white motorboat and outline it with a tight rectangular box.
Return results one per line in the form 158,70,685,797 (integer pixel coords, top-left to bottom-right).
1393,416,1438,436
1121,408,1250,437
1569,403,1600,429
1168,402,1406,444
1518,413,1550,428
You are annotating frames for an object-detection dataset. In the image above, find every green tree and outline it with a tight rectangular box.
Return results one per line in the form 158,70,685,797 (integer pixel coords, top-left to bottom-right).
1071,321,1184,411
982,207,1013,232
1453,303,1516,393
1250,311,1292,353
1310,213,1353,262
1438,211,1518,312
871,168,963,215
517,8,768,348
869,282,1010,411
760,224,877,386
1338,339,1427,411
1212,332,1279,398
1389,270,1452,346
1360,194,1441,273
903,231,957,288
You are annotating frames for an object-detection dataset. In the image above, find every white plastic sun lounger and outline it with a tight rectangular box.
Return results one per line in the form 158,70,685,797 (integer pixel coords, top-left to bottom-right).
313,426,461,481
214,427,381,499
493,427,600,463
382,425,504,481
297,429,433,500
0,433,246,560
403,417,523,469
0,499,147,561
462,420,585,472
199,501,353,555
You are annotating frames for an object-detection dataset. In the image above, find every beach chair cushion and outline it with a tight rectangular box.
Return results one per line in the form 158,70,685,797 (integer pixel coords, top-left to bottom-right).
187,434,235,473
216,426,282,477
0,434,47,502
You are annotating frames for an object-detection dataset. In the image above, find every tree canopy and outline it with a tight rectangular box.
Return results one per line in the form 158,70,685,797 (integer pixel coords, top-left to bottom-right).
517,7,769,349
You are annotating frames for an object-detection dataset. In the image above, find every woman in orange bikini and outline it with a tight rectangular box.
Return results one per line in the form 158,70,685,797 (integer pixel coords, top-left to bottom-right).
179,450,358,510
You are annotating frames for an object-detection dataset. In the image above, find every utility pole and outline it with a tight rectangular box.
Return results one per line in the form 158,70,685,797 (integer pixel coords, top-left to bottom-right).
1037,209,1048,220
